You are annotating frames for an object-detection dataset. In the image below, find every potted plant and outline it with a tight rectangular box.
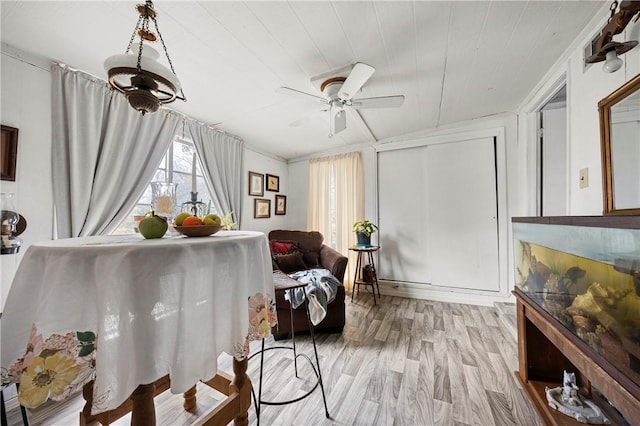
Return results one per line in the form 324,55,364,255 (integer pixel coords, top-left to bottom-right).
353,219,378,247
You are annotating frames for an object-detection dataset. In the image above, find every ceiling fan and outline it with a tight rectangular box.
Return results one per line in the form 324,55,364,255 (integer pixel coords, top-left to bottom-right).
277,63,405,137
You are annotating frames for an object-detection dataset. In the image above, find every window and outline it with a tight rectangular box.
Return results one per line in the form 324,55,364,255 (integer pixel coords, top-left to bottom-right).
112,138,215,234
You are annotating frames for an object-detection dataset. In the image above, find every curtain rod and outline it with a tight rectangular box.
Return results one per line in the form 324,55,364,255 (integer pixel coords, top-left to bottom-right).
181,117,244,142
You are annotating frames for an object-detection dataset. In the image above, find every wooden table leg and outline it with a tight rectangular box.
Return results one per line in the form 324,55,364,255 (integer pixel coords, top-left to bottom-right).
183,386,197,412
232,357,250,426
130,382,156,426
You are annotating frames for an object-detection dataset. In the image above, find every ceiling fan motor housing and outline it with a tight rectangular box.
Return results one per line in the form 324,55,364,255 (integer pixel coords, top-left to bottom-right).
321,77,347,99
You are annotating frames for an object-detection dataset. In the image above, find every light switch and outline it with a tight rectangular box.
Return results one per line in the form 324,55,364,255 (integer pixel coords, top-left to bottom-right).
579,168,589,189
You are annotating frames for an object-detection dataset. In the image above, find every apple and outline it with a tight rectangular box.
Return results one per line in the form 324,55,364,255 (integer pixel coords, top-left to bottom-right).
203,214,222,226
139,212,168,239
174,212,191,226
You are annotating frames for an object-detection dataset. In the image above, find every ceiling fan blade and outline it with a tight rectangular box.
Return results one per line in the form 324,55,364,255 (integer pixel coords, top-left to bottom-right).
338,63,375,101
350,95,405,109
277,86,327,104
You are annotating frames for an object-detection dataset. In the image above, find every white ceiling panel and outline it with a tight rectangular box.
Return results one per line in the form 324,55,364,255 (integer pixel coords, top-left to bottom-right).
0,1,605,160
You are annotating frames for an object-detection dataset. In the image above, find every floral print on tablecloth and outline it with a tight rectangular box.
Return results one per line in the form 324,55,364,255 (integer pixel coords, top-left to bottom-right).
235,292,277,358
1,323,96,408
3,293,276,408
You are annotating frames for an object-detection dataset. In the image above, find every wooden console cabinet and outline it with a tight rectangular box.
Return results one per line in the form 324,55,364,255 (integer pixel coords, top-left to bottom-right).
515,289,640,425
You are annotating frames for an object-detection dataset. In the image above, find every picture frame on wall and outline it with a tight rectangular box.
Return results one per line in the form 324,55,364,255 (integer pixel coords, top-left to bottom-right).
1,125,18,181
266,174,279,192
248,171,264,196
275,195,287,215
254,198,271,218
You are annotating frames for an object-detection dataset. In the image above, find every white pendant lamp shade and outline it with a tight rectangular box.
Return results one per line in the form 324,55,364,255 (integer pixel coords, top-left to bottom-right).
105,45,180,95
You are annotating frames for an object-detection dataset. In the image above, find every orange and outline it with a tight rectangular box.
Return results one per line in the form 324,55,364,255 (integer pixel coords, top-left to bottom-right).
182,216,202,226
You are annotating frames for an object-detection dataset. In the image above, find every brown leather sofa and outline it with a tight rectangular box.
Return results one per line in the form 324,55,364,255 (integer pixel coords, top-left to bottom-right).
268,230,348,340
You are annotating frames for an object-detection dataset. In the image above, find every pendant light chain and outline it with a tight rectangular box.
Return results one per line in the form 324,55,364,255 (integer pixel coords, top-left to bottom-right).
151,14,186,100
609,0,619,23
125,15,144,54
152,17,176,76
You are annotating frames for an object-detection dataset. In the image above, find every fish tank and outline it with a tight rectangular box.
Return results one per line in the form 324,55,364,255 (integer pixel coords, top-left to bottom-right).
513,217,640,391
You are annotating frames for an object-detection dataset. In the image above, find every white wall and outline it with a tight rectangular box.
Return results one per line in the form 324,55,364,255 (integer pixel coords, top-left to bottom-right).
240,147,290,235
286,160,309,231
541,107,568,216
0,49,54,310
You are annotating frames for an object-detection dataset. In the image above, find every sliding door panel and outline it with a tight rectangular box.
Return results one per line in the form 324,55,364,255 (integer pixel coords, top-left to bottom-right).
378,146,430,283
378,137,499,292
425,138,499,291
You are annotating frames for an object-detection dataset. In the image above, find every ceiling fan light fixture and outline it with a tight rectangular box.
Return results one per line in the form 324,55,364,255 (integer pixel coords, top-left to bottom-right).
104,0,185,115
603,49,624,73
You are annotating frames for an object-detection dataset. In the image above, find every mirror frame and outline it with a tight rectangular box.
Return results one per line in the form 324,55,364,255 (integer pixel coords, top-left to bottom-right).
599,72,640,216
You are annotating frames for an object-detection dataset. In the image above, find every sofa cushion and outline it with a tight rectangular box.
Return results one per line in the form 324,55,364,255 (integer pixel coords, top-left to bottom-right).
270,240,298,255
269,230,323,268
274,251,308,273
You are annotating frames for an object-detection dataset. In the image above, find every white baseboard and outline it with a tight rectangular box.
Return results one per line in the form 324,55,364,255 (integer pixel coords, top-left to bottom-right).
377,280,515,307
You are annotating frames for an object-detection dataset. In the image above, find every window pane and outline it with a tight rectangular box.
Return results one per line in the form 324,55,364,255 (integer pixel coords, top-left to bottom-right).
173,141,194,173
173,172,192,207
111,138,217,234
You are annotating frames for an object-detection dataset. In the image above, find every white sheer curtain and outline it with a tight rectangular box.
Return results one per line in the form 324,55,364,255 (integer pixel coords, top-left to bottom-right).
52,64,181,237
308,152,364,290
308,158,333,236
186,120,244,227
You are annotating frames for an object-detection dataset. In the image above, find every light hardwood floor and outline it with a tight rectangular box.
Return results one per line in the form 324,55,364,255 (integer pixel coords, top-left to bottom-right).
5,293,541,425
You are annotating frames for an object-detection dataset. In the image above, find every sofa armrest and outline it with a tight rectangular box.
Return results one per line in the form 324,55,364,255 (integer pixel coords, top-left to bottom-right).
319,245,348,283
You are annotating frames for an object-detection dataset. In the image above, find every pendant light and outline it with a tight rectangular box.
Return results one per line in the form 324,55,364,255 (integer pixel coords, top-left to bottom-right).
104,1,186,114
586,0,640,73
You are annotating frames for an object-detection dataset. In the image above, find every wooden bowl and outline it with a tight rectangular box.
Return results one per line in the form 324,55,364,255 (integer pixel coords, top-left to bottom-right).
173,225,222,237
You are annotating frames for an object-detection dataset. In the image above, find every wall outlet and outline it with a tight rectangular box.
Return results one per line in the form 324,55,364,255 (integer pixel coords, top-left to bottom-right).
579,168,589,189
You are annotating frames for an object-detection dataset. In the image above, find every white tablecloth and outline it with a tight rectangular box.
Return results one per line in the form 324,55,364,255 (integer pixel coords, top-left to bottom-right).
1,231,275,414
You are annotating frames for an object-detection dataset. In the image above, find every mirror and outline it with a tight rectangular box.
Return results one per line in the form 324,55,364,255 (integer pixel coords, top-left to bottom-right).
599,72,640,215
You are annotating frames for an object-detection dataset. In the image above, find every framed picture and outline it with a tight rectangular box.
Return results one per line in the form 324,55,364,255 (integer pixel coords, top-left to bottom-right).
248,171,264,196
275,195,287,215
1,125,18,181
254,198,271,218
266,174,279,192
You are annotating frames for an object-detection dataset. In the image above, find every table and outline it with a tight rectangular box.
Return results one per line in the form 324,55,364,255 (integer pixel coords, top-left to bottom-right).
349,246,380,304
1,231,276,425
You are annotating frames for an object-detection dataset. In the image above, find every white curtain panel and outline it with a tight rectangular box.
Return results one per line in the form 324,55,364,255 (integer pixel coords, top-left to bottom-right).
307,158,333,237
334,152,364,290
187,121,244,227
308,152,364,290
51,64,181,237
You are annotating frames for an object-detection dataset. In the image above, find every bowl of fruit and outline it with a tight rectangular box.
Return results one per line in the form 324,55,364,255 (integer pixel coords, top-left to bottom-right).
173,212,223,237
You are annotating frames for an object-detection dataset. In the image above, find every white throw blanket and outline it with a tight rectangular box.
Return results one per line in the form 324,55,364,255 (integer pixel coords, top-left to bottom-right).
285,269,340,325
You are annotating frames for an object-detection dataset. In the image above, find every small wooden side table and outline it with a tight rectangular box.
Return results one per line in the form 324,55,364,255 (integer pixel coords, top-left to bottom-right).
349,245,380,304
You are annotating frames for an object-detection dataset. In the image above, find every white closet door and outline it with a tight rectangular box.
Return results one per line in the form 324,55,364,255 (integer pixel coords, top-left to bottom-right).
378,137,499,292
425,138,499,291
378,145,430,283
